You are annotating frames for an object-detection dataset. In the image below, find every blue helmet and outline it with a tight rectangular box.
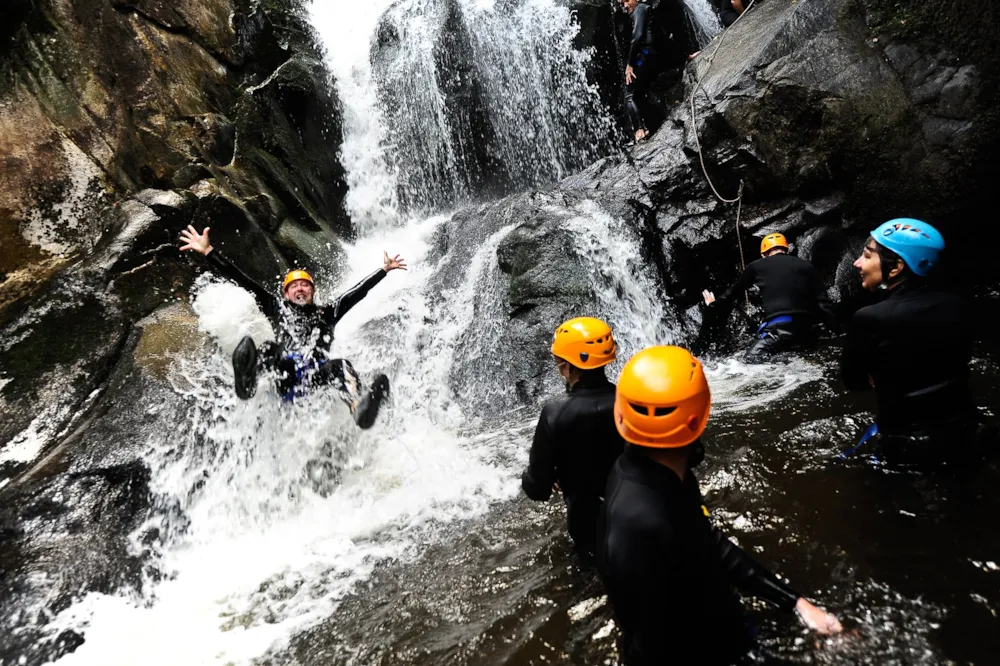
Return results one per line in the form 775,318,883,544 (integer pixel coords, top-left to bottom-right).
870,218,945,277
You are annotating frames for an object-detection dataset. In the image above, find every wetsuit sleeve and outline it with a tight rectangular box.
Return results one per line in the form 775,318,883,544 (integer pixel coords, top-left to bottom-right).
709,524,800,611
327,269,387,325
205,249,281,323
714,262,757,310
627,4,649,66
522,403,560,501
840,310,873,391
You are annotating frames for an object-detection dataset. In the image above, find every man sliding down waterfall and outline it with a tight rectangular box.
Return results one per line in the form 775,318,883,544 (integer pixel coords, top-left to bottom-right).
178,225,404,429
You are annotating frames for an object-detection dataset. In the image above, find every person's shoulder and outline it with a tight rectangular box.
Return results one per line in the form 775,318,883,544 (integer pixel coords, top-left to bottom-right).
539,393,572,424
852,298,887,324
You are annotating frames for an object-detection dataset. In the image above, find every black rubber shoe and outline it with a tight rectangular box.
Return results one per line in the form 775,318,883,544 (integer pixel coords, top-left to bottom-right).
232,336,259,400
354,374,390,429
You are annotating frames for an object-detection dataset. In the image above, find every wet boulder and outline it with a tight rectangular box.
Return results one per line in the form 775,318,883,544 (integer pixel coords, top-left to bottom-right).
0,302,213,665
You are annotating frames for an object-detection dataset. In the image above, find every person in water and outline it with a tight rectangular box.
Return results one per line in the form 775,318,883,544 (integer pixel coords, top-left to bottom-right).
702,232,838,362
596,345,843,665
522,317,626,563
619,0,696,143
178,225,404,428
841,218,992,467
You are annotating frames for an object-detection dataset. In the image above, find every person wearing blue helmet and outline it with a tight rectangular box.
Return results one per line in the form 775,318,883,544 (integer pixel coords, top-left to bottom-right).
840,218,990,468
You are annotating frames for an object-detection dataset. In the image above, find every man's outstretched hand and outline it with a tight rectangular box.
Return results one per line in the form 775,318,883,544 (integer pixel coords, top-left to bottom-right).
179,225,213,256
795,598,844,635
383,252,407,272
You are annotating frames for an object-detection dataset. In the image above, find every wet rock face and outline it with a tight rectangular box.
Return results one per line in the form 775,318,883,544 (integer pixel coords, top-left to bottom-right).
0,312,207,665
0,4,349,657
0,0,348,316
0,0,348,472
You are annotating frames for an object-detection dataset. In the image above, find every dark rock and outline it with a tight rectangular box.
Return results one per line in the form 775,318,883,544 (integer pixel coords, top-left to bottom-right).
937,65,979,119
193,113,237,165
171,163,212,189
231,54,350,236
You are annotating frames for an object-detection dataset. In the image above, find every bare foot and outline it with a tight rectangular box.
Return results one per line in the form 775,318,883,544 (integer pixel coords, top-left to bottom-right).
634,128,649,142
688,51,701,60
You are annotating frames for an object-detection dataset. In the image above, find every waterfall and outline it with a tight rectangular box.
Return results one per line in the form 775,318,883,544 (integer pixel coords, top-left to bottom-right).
684,0,724,47
336,0,616,218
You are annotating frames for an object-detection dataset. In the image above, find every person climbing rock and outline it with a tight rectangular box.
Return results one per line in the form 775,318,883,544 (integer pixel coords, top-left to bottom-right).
840,218,994,468
619,0,698,143
178,225,404,428
596,345,844,665
521,317,626,564
701,232,838,362
716,0,747,28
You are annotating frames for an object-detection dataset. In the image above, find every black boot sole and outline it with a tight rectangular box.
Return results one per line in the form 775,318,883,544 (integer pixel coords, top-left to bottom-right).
354,374,390,429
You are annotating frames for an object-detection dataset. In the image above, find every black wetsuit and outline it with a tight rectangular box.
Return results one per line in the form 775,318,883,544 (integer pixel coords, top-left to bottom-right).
597,445,800,665
522,372,626,561
205,250,386,405
709,252,837,361
625,2,659,135
841,280,987,466
716,0,742,27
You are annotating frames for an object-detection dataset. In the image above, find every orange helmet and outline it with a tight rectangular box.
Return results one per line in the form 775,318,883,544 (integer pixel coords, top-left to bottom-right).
283,270,314,291
551,317,617,370
760,233,788,254
614,346,711,448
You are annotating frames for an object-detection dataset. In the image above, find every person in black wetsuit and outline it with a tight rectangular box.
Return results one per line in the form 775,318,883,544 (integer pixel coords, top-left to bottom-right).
619,0,697,142
522,317,625,563
841,218,993,468
178,225,405,428
597,345,843,665
701,232,838,362
716,0,747,27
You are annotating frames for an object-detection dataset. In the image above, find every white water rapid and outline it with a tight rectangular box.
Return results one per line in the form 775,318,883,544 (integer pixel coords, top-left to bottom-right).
39,2,817,664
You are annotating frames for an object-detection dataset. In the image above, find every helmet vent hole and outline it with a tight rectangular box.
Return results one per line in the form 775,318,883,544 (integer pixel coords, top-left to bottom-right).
653,406,676,417
629,402,649,416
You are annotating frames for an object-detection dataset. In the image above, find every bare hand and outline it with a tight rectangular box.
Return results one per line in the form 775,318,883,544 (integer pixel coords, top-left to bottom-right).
383,251,407,272
179,225,213,256
625,65,636,85
795,598,843,635
702,289,716,305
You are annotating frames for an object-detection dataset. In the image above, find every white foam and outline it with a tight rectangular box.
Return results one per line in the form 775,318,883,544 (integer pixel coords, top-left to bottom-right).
43,215,527,666
308,0,402,232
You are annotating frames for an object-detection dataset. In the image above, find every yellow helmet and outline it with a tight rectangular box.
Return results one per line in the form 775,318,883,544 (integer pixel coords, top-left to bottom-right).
283,269,314,291
551,317,617,370
760,233,789,254
614,346,711,448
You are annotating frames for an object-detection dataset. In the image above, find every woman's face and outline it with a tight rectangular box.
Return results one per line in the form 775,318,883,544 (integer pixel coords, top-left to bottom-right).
854,238,885,291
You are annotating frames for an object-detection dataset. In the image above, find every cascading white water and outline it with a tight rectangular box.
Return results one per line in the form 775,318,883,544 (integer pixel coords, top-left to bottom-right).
683,0,724,48
38,1,819,663
358,0,616,214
